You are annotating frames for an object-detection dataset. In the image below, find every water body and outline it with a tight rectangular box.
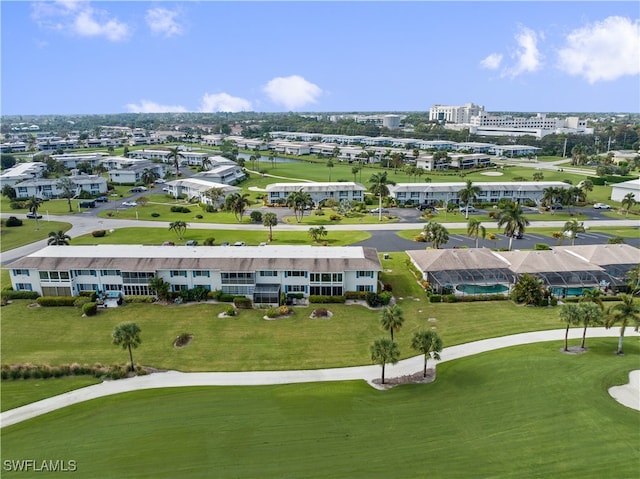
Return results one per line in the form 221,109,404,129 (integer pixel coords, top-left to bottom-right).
237,153,300,164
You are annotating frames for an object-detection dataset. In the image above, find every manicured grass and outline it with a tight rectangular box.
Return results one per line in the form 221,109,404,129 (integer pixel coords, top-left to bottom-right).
0,292,564,372
0,220,71,251
2,339,638,478
1,377,100,412
70,227,371,246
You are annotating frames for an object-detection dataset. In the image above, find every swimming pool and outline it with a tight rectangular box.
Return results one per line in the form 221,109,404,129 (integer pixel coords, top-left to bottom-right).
455,284,509,295
550,287,587,297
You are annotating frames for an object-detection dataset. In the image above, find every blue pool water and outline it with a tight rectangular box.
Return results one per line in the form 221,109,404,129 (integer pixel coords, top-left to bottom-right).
455,284,509,295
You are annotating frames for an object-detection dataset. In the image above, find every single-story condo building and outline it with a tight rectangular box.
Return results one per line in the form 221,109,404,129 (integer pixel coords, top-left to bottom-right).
265,182,366,206
164,178,239,205
610,178,640,202
9,245,382,306
107,160,167,184
387,181,571,206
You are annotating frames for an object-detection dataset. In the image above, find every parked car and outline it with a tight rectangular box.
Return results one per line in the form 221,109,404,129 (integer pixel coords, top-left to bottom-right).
154,179,166,184
185,240,198,246
129,186,147,193
79,200,96,208
234,241,246,246
221,242,230,246
26,212,43,219
162,187,171,192
162,241,175,246
593,203,611,209
417,204,435,211
459,205,476,213
549,203,563,210
121,201,137,207
370,208,390,214
95,196,109,203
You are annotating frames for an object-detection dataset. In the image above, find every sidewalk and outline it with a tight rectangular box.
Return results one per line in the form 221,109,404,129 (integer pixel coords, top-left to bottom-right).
2,327,637,428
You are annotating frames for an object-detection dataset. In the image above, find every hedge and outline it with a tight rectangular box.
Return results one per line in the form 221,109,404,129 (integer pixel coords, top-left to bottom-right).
309,295,346,304
82,302,98,316
233,297,253,309
91,230,106,237
124,295,155,303
0,291,40,300
1,363,147,381
36,296,77,307
345,291,367,300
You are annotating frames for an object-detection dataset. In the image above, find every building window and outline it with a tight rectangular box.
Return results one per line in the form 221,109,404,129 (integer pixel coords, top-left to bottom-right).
15,283,32,291
221,272,255,284
356,271,373,278
193,271,210,278
259,271,277,277
357,285,373,292
285,271,306,277
12,269,29,276
170,271,187,278
100,270,121,276
286,284,306,293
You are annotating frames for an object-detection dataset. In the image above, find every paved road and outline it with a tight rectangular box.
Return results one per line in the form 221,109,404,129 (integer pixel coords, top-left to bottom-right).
1,327,637,428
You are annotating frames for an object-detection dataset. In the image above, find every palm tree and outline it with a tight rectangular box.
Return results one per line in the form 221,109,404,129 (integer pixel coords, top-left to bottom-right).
351,165,360,183
369,171,395,221
167,146,185,178
112,322,142,372
576,302,603,350
559,303,582,352
467,218,486,248
148,276,170,302
496,202,530,251
47,230,71,245
327,158,334,181
25,196,43,230
562,219,585,246
169,220,188,240
203,187,224,209
411,330,443,378
262,212,278,242
286,189,314,223
57,177,76,212
457,180,481,219
225,192,251,222
621,192,636,217
308,226,328,243
581,287,604,311
380,304,404,341
605,294,640,355
422,221,449,249
541,186,559,214
200,156,213,171
370,338,400,385
140,168,159,187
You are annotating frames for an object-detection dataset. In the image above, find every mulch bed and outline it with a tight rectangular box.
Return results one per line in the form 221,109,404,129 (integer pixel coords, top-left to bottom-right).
371,369,436,389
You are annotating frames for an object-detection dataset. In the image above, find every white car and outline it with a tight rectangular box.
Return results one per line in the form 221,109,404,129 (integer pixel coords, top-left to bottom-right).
593,203,611,209
121,201,138,207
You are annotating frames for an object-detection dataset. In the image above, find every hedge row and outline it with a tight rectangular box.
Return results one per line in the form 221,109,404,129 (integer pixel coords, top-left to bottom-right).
0,291,40,300
309,295,346,304
1,363,147,381
36,296,77,307
124,295,155,303
429,293,509,303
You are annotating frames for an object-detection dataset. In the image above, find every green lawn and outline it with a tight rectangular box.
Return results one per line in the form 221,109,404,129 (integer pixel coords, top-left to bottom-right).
0,220,72,252
70,226,371,246
2,339,638,478
1,376,100,412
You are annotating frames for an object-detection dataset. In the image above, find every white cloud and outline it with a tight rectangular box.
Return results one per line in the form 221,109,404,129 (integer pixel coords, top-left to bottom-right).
503,26,543,78
145,7,183,37
262,75,322,110
125,100,187,113
557,16,640,83
30,1,130,42
480,53,503,70
200,93,252,112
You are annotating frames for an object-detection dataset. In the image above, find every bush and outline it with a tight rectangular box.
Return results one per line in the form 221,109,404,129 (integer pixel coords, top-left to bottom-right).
9,201,25,210
204,237,215,246
225,306,236,316
0,290,39,301
365,292,383,307
313,307,329,317
233,297,253,309
36,296,76,307
383,283,393,292
151,212,161,218
265,307,280,318
195,214,203,219
534,243,551,250
250,211,263,222
74,296,91,308
429,294,442,303
329,214,342,221
443,294,457,303
91,230,106,238
124,295,155,303
82,302,98,316
5,216,22,227
1,362,142,381
345,291,367,300
379,291,393,306
608,236,625,244
170,206,191,213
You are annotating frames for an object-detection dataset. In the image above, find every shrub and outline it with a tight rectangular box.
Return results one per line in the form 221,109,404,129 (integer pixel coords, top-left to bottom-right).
314,209,325,216
443,294,457,303
233,297,253,309
225,306,236,316
287,292,305,300
383,283,393,292
195,214,203,219
82,302,98,316
0,290,39,301
365,292,382,307
265,307,280,318
313,307,329,317
309,295,346,304
329,214,342,221
429,294,442,303
5,216,22,227
91,229,106,238
36,296,76,307
250,211,263,222
204,237,215,246
151,212,161,218
608,236,625,244
74,296,91,308
170,206,191,213
9,201,25,210
414,234,427,242
534,243,551,250
379,291,393,305
123,295,155,303
345,291,367,300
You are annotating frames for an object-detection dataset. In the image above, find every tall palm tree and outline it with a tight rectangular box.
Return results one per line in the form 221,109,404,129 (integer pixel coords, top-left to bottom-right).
369,171,395,221
541,186,559,214
47,230,71,245
262,212,278,242
562,219,585,246
167,146,185,178
225,192,251,223
411,330,443,378
496,202,530,251
57,177,76,212
169,220,188,240
308,225,328,243
140,168,159,187
112,322,142,372
148,276,170,302
380,304,404,341
200,156,213,171
467,218,486,248
605,294,640,355
25,196,43,230
581,288,604,311
576,302,603,350
327,158,334,181
559,303,582,352
458,180,481,219
621,192,636,217
286,189,313,223
351,165,360,183
370,338,400,385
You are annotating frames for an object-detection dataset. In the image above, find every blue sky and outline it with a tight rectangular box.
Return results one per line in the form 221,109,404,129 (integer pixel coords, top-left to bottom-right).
2,1,639,115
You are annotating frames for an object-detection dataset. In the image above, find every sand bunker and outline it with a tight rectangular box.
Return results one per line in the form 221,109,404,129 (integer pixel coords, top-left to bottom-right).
608,370,640,411
480,171,504,176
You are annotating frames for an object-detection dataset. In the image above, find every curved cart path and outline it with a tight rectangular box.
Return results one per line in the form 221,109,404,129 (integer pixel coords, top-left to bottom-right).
2,327,637,428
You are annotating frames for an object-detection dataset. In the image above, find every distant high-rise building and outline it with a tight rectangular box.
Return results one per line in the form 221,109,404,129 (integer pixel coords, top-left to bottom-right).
382,115,401,130
428,103,485,124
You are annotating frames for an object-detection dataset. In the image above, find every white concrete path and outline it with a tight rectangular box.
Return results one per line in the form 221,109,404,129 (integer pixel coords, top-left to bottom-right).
2,327,637,428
